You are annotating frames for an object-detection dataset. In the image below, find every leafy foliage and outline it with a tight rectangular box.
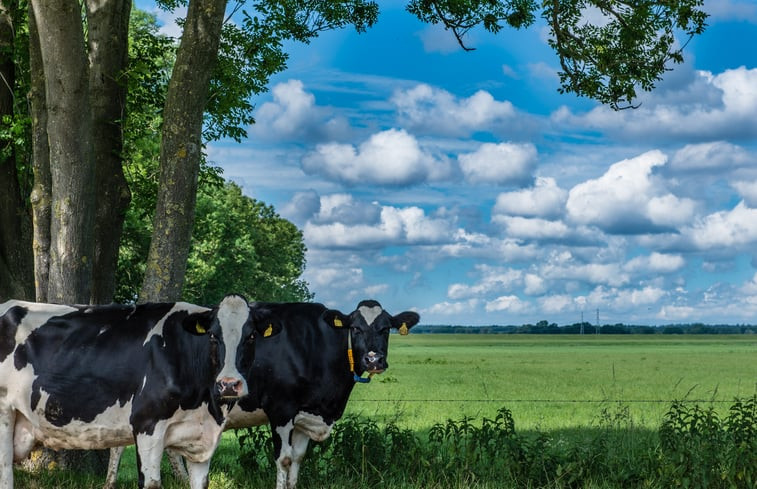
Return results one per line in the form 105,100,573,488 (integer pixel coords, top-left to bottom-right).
184,181,311,305
116,9,310,304
407,0,708,110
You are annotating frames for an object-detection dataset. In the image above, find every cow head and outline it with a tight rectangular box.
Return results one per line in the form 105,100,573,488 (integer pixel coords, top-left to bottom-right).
184,294,281,399
324,300,419,376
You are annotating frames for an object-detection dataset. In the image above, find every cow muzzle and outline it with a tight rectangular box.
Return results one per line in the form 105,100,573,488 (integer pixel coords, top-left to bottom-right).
216,377,246,399
362,351,386,374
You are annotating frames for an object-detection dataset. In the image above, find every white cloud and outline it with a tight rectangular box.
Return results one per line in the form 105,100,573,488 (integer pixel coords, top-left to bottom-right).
458,142,536,185
302,128,451,186
539,294,575,313
566,150,696,234
416,24,462,54
624,252,685,274
425,299,479,316
448,266,523,300
705,0,757,22
494,216,570,240
493,177,568,218
670,141,752,171
524,273,547,296
485,295,530,313
552,67,757,141
733,180,757,207
391,84,516,135
683,201,757,250
252,80,350,142
304,202,455,249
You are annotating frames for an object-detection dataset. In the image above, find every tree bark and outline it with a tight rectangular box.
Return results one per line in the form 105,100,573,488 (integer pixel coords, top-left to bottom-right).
86,0,132,304
28,3,51,302
31,0,95,304
140,0,227,302
0,0,34,302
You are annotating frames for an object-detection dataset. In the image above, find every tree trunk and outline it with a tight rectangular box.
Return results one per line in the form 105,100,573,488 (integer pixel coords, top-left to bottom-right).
0,0,33,302
140,0,227,302
31,0,95,304
28,2,51,302
86,0,132,305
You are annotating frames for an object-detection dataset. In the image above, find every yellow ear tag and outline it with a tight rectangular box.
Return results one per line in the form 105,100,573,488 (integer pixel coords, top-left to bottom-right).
263,324,273,338
333,318,343,327
399,323,409,336
195,323,206,334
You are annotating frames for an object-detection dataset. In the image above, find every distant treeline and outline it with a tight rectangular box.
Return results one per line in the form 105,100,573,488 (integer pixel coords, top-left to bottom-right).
414,321,757,335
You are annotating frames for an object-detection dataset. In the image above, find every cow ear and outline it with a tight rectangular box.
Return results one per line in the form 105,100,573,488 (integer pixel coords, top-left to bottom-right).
323,309,349,329
249,307,281,338
183,311,214,336
255,317,282,338
391,311,420,336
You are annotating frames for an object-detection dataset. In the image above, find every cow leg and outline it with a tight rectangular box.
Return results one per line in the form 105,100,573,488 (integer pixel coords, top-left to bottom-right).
134,436,164,489
166,449,189,481
0,407,15,489
286,428,310,489
185,459,210,489
272,421,294,489
104,446,124,489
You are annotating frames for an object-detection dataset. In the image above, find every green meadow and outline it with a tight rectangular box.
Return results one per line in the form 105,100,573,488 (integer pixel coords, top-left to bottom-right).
14,334,757,488
347,334,757,431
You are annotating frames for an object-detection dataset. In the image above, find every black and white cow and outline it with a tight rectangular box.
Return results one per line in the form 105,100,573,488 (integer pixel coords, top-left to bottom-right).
228,299,418,489
105,299,419,489
0,294,278,489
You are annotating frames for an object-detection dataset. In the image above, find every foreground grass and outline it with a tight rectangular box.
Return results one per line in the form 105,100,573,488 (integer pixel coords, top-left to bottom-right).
12,335,757,488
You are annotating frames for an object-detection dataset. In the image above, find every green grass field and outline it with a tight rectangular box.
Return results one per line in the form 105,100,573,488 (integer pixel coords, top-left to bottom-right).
13,334,757,488
347,334,757,431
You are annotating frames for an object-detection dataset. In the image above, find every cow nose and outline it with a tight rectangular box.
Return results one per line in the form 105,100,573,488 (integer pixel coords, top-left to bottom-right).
217,377,245,398
363,351,385,372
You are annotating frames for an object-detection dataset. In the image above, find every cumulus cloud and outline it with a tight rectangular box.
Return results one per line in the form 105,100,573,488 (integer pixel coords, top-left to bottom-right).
704,0,757,22
552,67,757,141
566,150,697,234
304,201,455,249
733,180,757,207
682,201,757,250
251,80,350,142
624,252,685,274
301,128,451,186
448,266,523,300
494,216,570,240
458,142,536,185
670,141,752,172
485,295,530,313
391,84,516,136
493,177,568,218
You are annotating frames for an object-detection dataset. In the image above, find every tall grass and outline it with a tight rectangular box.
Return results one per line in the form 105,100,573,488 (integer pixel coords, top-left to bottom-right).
12,335,757,488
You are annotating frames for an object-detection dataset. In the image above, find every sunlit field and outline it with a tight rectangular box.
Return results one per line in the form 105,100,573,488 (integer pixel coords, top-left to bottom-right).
14,334,757,488
346,334,757,431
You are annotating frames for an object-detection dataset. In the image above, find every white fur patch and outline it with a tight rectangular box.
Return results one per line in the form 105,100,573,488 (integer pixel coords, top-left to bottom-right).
358,305,383,327
293,411,332,442
214,296,249,396
0,301,77,347
143,302,209,346
226,406,267,430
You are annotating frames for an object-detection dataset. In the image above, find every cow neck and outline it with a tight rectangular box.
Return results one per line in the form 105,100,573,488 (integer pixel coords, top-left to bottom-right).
347,328,372,384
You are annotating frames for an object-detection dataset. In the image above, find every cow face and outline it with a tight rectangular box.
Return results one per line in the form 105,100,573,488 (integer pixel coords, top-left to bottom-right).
326,300,419,375
184,294,280,399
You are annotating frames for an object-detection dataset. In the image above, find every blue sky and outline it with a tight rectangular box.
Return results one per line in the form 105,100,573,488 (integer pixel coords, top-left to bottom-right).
142,0,757,326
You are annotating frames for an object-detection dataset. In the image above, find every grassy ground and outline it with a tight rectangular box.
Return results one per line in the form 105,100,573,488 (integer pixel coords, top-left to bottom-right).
347,334,757,431
12,334,757,488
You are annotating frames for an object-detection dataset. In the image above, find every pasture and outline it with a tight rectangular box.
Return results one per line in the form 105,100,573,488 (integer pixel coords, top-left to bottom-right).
14,334,757,488
347,334,757,431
